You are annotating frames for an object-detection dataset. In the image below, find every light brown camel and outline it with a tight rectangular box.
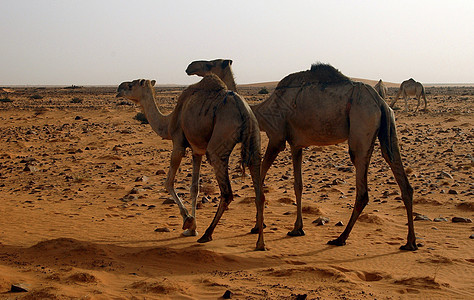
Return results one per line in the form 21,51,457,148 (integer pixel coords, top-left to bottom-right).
187,60,417,251
116,76,265,250
374,79,388,100
390,78,427,112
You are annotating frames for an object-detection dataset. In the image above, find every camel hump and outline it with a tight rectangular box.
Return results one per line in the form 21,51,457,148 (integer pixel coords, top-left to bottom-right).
189,74,227,92
277,63,351,89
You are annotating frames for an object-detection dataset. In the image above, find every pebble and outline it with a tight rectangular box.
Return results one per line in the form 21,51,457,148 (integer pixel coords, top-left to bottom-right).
154,227,170,233
433,217,448,222
155,169,166,175
201,196,209,204
451,217,472,223
121,194,137,202
436,171,453,179
313,217,330,225
162,198,175,204
223,290,232,299
11,283,30,293
23,165,38,172
448,189,458,195
135,175,149,182
335,221,344,226
414,215,431,221
470,234,474,239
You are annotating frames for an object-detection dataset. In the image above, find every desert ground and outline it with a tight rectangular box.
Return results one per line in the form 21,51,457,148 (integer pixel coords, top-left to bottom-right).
0,82,472,299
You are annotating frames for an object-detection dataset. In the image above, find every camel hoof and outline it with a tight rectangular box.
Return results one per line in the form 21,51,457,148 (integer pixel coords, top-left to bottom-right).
327,239,346,246
182,229,198,237
182,216,196,231
255,244,266,251
400,243,418,251
250,223,267,234
287,228,305,237
197,235,212,243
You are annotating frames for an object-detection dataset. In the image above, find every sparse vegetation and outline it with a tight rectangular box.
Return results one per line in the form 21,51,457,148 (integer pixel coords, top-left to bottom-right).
70,97,83,103
258,87,269,94
30,94,43,99
134,112,148,124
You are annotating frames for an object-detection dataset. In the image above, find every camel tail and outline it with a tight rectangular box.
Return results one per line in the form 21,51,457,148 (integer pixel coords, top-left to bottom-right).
378,102,396,162
230,92,261,175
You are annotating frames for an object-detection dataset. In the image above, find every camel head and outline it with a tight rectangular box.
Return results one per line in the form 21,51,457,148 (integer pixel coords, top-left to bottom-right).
185,59,233,78
116,79,156,104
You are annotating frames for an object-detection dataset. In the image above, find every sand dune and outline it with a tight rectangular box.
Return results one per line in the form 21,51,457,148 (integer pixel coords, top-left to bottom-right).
0,85,472,299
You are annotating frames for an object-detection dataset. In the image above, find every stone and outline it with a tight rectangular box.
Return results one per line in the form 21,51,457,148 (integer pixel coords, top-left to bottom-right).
11,283,30,293
433,217,448,222
23,164,38,172
162,198,175,204
222,290,232,299
312,217,330,225
135,175,149,182
448,189,458,195
451,217,472,223
335,221,344,226
414,215,431,221
154,227,170,232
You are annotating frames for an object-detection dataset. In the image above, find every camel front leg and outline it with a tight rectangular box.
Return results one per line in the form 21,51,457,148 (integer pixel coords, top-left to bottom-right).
165,146,195,235
183,154,203,236
414,95,420,112
288,146,305,236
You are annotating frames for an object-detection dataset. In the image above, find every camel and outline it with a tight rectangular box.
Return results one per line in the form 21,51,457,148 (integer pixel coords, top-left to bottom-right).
116,76,265,250
374,79,388,100
187,60,417,251
390,78,427,112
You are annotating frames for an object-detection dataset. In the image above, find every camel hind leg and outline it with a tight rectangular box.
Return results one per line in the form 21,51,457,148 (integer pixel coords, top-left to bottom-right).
248,159,266,250
328,129,377,246
288,146,305,236
381,141,417,250
197,134,236,244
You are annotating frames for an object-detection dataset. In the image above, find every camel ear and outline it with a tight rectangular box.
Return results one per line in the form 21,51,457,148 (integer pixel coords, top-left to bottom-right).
151,80,156,86
222,59,232,68
139,79,146,87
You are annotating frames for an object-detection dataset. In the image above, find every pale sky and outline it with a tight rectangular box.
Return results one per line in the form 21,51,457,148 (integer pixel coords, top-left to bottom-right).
1,0,473,86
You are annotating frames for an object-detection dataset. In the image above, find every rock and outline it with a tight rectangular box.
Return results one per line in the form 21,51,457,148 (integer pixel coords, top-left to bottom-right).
154,227,170,232
201,196,209,204
74,115,82,120
414,215,431,221
470,234,474,239
135,175,149,182
448,189,458,195
23,164,38,172
162,198,175,204
417,243,424,248
451,217,472,223
335,221,344,226
433,217,448,222
295,294,307,300
121,194,137,202
312,217,330,225
147,205,156,210
223,289,232,299
437,171,453,179
129,187,143,194
11,283,30,293
212,197,219,203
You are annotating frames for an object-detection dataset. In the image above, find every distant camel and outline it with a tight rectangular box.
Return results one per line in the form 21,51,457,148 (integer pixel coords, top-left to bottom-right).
391,78,427,112
187,60,417,251
374,79,388,100
116,76,265,250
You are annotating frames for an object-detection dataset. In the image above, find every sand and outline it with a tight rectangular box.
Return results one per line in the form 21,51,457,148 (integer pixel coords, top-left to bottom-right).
0,84,473,299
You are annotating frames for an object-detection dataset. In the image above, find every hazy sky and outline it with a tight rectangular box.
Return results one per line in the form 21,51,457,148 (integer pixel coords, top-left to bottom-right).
1,0,473,85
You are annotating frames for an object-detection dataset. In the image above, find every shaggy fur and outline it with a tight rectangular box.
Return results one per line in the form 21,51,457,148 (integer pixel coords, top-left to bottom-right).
276,63,351,90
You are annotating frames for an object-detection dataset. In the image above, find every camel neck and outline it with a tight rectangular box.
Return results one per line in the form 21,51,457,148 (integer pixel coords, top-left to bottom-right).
221,70,237,92
139,89,171,140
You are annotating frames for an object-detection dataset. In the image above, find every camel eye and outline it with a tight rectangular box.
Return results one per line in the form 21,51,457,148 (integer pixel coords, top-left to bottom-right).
128,84,133,89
